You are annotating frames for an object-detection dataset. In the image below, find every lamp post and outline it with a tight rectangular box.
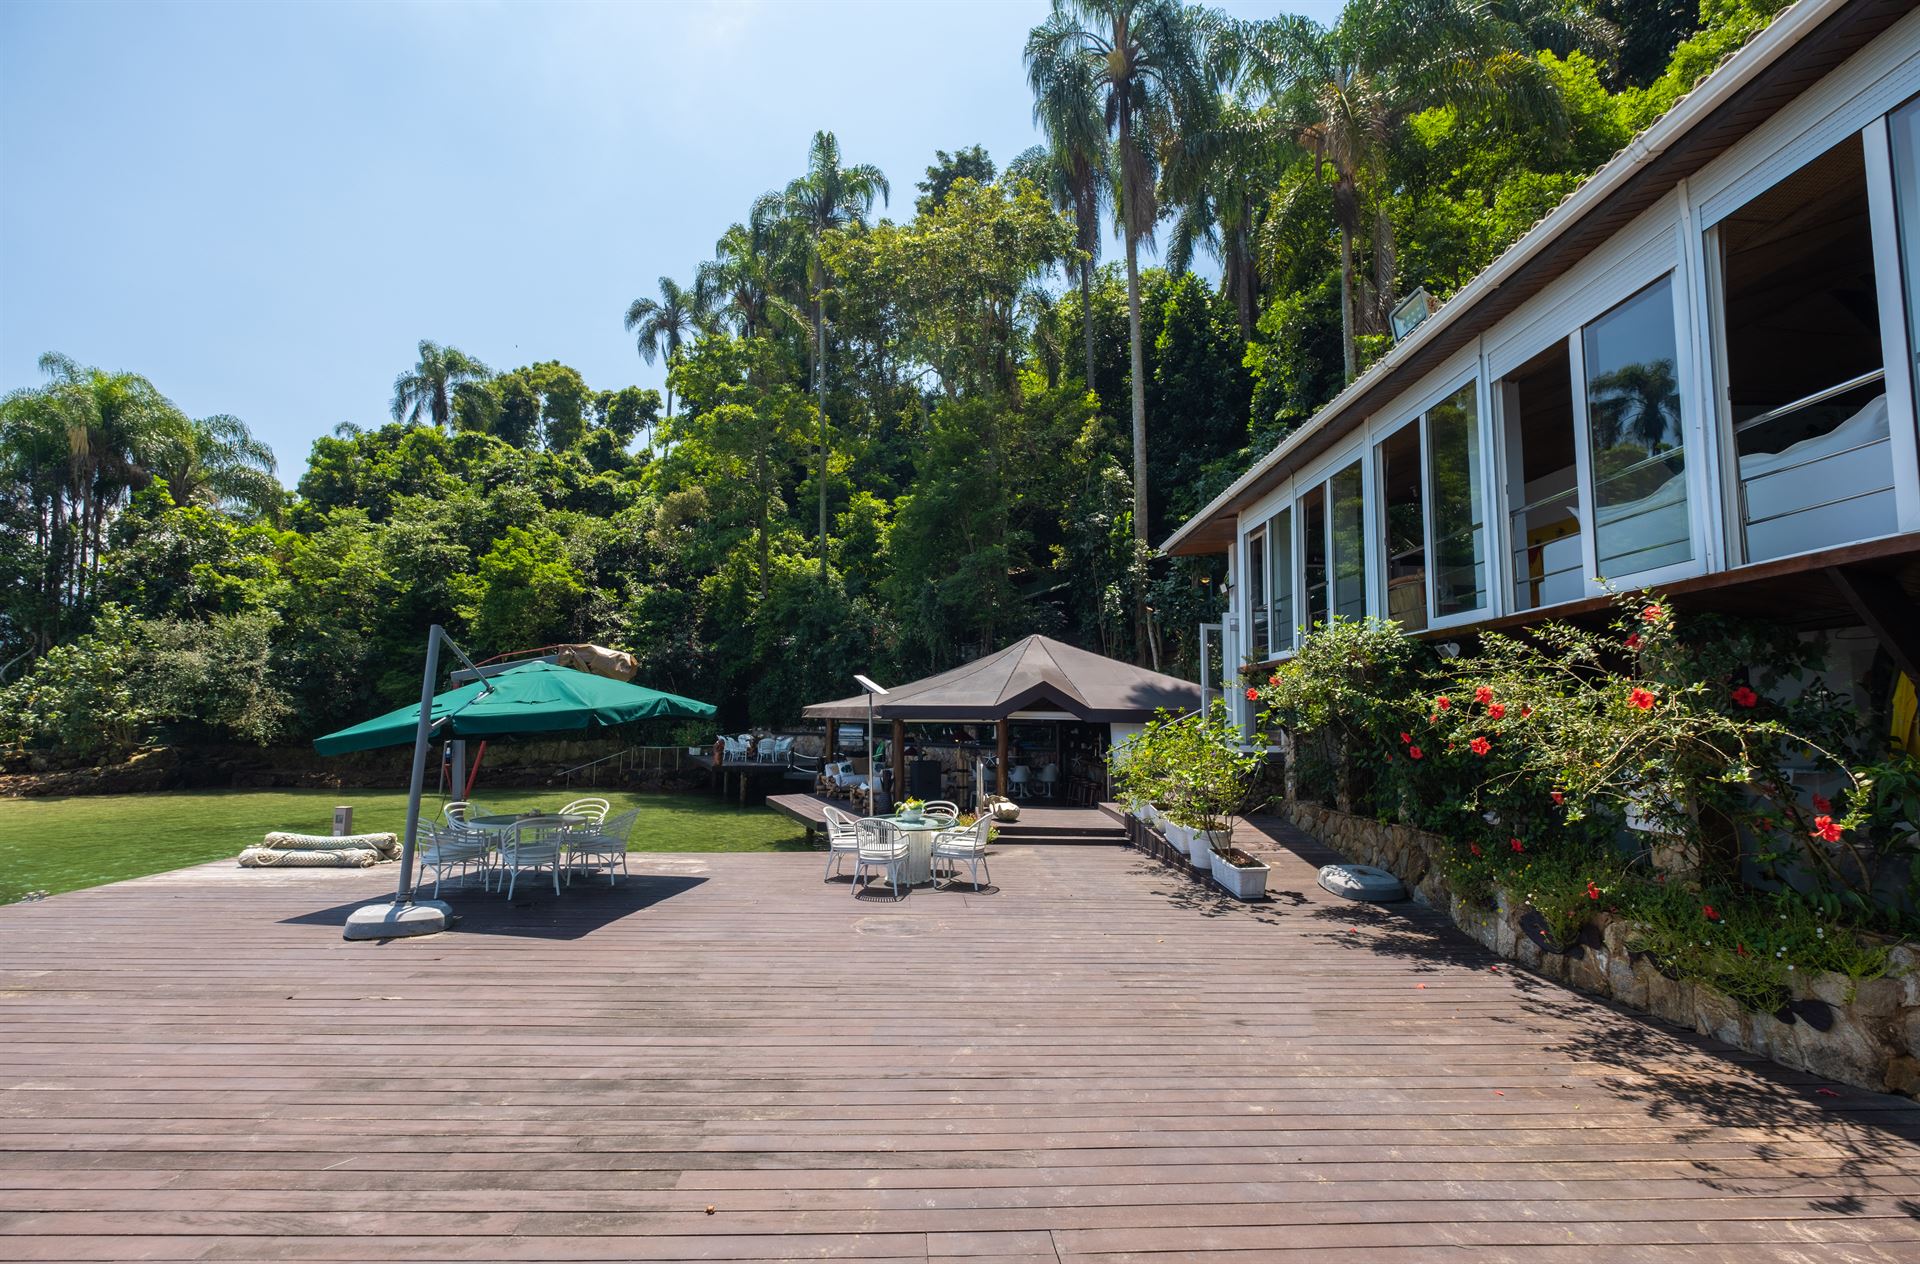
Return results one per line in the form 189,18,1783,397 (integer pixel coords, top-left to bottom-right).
854,674,888,814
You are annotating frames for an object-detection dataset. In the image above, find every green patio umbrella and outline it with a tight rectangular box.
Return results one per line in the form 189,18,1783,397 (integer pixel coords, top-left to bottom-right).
313,660,715,755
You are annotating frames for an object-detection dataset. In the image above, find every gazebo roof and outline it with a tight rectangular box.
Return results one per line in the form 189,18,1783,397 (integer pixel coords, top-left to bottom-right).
802,635,1201,724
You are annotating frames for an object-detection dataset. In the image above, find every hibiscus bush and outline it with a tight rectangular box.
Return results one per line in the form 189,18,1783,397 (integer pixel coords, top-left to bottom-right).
1249,592,1919,999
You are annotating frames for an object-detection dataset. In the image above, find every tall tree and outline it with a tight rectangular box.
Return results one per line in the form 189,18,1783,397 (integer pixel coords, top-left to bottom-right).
1008,131,1107,389
751,130,890,581
390,340,490,431
624,276,707,420
915,145,997,215
697,224,804,342
1025,0,1218,551
151,414,280,520
1243,0,1579,380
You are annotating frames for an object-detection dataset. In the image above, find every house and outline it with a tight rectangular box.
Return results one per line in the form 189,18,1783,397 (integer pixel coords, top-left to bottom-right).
1162,0,1920,740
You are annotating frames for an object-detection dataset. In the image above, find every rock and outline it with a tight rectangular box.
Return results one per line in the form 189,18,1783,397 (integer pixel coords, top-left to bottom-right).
1693,986,1748,1047
1902,1010,1920,1059
1796,1011,1885,1086
1849,977,1902,1023
1884,1054,1920,1098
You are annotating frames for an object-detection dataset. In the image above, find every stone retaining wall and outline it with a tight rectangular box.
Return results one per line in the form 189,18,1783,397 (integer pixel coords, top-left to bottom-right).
1274,800,1920,1099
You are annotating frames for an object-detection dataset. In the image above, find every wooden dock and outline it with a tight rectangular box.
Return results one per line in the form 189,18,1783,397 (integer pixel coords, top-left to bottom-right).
2,819,1918,1260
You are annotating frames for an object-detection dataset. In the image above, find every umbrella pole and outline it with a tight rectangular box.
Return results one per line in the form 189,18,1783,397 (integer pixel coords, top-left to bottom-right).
392,624,445,907
344,624,455,940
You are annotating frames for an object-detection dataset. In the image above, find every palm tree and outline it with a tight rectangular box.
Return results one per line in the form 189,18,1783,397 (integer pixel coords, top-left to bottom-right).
1161,94,1285,337
153,414,280,521
1243,0,1581,381
1012,42,1110,392
751,130,890,581
624,276,708,421
390,340,490,431
1026,0,1218,550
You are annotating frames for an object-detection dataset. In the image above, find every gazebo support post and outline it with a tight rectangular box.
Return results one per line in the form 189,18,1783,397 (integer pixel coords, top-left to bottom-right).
891,719,906,810
995,719,1009,796
344,624,459,941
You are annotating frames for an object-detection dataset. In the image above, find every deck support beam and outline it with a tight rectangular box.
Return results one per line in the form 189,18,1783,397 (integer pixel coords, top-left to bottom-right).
996,719,1009,796
891,719,906,810
1827,566,1920,684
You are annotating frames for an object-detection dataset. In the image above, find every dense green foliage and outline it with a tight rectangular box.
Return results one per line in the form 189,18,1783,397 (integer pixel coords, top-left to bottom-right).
1,0,1786,760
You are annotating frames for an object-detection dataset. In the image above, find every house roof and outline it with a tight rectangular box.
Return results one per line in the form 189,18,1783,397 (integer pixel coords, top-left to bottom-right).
802,635,1201,723
1160,0,1909,558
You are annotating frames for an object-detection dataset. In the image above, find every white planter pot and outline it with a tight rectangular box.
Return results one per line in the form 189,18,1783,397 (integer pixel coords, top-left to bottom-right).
1209,849,1270,901
1163,821,1191,852
1186,828,1216,867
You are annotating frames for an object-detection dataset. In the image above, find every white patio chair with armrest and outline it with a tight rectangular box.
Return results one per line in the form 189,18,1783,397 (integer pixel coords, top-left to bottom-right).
500,816,571,899
822,804,862,880
851,818,910,900
418,823,494,898
932,815,993,891
565,808,636,886
558,797,611,825
1008,764,1031,800
922,800,959,823
442,800,479,826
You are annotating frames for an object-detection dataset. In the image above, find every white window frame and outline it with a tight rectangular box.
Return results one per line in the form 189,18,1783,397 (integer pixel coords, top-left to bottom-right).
1576,270,1705,593
1371,412,1428,634
1266,504,1297,659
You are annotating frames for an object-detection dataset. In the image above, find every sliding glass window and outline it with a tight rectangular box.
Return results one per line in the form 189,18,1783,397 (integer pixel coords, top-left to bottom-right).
1501,343,1584,610
1887,100,1920,484
1267,507,1295,654
1378,422,1428,631
1584,276,1691,578
1329,462,1367,620
1427,381,1486,616
1247,528,1269,657
1301,484,1329,626
1720,134,1891,562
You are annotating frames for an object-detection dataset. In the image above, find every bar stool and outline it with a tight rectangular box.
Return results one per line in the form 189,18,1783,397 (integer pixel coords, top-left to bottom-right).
1008,764,1031,800
1037,763,1059,799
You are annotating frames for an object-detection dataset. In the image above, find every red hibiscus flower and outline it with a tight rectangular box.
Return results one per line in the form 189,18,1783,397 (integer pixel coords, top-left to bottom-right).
1407,746,1423,760
1550,790,1565,806
1585,881,1600,901
1470,843,1482,857
1470,736,1492,756
1473,686,1494,705
1731,685,1758,708
1245,687,1259,701
1641,604,1663,624
1520,706,1532,718
1629,687,1657,710
1399,732,1411,744
1435,696,1451,711
1812,815,1844,844
1269,674,1280,686
1735,942,1750,957
1487,702,1506,720
1509,837,1524,853
1702,904,1719,921
1812,793,1831,814
1625,634,1642,650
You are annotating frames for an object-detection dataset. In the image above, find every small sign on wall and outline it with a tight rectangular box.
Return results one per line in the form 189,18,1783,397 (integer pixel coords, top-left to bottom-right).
333,805,353,836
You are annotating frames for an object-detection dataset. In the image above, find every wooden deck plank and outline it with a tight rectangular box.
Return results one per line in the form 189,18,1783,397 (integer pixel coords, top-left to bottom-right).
0,819,1916,1260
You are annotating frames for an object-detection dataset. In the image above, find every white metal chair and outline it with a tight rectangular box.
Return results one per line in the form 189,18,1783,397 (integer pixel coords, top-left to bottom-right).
822,804,862,880
442,800,481,826
1037,764,1059,799
922,800,960,823
851,818,910,899
1008,765,1031,800
565,808,636,886
932,815,993,891
500,816,571,899
558,797,611,825
417,822,494,897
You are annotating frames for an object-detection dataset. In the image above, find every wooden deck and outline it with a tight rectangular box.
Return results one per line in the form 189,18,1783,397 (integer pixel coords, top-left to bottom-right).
3,819,1920,1261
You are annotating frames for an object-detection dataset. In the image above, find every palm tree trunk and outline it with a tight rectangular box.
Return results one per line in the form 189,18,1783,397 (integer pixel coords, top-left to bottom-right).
815,291,828,584
1080,258,1097,390
1123,232,1148,544
1338,226,1357,383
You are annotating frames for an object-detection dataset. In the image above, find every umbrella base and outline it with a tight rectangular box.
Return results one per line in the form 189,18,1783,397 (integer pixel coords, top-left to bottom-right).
342,899,452,941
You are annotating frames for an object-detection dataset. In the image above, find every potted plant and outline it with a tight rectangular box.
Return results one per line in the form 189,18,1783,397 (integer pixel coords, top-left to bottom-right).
1167,702,1272,900
899,798,926,824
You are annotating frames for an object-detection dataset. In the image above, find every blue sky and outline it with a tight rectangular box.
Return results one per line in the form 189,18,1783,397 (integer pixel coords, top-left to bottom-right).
1,0,1323,480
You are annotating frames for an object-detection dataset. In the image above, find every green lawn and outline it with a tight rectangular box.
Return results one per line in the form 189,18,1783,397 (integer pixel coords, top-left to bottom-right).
0,788,811,905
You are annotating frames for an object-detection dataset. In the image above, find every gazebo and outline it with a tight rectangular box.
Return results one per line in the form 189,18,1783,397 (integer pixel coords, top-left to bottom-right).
803,635,1201,803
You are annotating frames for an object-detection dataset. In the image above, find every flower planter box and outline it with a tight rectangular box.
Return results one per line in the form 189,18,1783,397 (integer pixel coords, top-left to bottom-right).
1209,848,1270,900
